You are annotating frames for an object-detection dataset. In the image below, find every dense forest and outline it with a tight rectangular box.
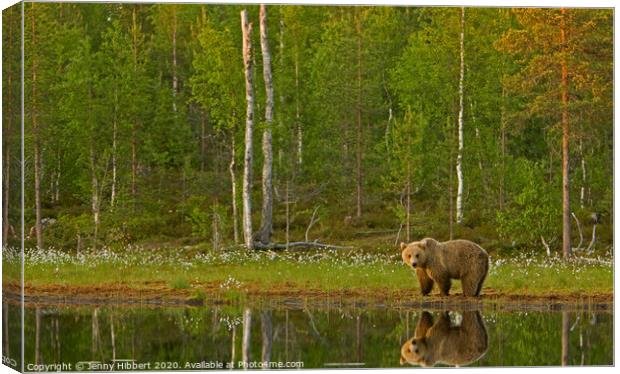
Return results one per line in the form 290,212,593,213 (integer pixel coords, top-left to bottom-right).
1,4,613,255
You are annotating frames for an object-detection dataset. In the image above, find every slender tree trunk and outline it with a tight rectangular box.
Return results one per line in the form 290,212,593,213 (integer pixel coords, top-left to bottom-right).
260,311,273,365
230,131,239,244
2,304,8,358
561,311,569,365
258,4,274,244
560,8,572,258
240,10,255,249
242,308,252,367
87,60,99,248
171,5,178,113
3,7,13,242
35,308,41,365
131,6,139,200
455,6,465,225
448,116,454,240
499,86,506,211
285,180,290,250
285,310,289,361
499,9,508,211
31,3,43,249
406,160,411,242
295,50,302,167
54,156,60,202
110,314,116,362
53,316,60,362
91,308,99,359
356,314,362,362
279,10,285,107
131,124,137,199
90,145,100,250
111,91,118,209
355,11,363,218
200,111,206,172
231,324,237,367
580,139,586,209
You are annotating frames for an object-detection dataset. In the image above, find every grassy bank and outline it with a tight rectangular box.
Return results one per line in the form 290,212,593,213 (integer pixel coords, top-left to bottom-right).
2,246,613,305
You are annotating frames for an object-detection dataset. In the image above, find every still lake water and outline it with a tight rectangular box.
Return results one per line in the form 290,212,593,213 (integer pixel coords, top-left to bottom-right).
2,303,613,370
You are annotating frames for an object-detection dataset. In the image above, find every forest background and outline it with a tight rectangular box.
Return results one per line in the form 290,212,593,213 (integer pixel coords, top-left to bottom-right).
2,2,613,258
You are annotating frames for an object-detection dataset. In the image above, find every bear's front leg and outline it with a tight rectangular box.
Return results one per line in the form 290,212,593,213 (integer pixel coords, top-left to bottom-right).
416,268,435,296
436,277,451,296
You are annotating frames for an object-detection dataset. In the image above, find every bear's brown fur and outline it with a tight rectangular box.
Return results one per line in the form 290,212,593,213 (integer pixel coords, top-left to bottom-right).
400,311,488,367
400,238,489,296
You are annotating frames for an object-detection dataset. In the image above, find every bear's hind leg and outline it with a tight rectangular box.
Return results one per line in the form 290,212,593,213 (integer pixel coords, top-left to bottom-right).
436,277,451,296
461,276,477,296
474,271,487,296
416,268,435,296
473,260,489,296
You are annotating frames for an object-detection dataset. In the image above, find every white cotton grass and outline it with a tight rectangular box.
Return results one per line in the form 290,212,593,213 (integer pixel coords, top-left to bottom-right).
2,244,612,276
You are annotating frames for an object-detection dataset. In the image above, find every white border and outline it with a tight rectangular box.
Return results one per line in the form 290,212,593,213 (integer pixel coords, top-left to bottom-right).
0,1,616,374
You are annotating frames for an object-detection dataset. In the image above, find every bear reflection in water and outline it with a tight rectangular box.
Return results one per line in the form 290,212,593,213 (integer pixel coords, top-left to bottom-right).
400,311,488,367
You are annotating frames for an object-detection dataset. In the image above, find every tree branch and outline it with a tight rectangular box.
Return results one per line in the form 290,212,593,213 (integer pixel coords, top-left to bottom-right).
305,206,320,242
571,212,583,251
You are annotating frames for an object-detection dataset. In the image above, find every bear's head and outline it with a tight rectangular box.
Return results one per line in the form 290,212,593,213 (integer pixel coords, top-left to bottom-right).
400,336,433,366
400,238,437,269
400,311,435,367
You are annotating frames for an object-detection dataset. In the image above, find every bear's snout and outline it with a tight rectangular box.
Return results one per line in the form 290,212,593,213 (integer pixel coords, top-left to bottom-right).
411,261,417,268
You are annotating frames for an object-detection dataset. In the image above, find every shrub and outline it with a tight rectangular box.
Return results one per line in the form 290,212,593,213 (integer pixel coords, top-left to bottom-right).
497,159,560,248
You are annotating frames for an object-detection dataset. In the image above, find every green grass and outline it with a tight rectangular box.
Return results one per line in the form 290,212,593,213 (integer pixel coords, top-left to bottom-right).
169,277,190,289
8,253,612,298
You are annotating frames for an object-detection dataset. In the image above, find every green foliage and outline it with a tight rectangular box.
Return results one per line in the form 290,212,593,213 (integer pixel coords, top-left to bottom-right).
496,159,560,246
170,277,190,289
187,206,210,240
5,4,612,252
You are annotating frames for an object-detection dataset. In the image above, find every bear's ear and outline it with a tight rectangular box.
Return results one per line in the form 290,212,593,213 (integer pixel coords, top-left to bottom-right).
421,238,437,250
400,242,407,251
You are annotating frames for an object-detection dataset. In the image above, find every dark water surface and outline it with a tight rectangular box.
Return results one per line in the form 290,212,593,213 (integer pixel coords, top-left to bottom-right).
2,303,613,370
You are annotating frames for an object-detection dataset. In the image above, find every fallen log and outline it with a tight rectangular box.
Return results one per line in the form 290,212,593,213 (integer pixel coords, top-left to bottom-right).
355,229,399,236
253,240,353,251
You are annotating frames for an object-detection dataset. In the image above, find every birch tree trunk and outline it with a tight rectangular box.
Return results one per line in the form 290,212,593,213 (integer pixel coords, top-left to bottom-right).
580,139,586,209
455,6,465,225
91,308,99,359
110,314,116,361
31,3,43,249
3,6,13,242
90,145,100,250
231,324,237,366
560,8,572,258
240,10,255,249
171,5,178,113
242,308,252,366
111,90,118,209
258,4,274,244
230,131,239,244
295,50,302,167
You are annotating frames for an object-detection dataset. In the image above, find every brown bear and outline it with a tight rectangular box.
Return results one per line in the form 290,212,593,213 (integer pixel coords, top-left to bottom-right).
400,238,489,296
400,311,488,367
